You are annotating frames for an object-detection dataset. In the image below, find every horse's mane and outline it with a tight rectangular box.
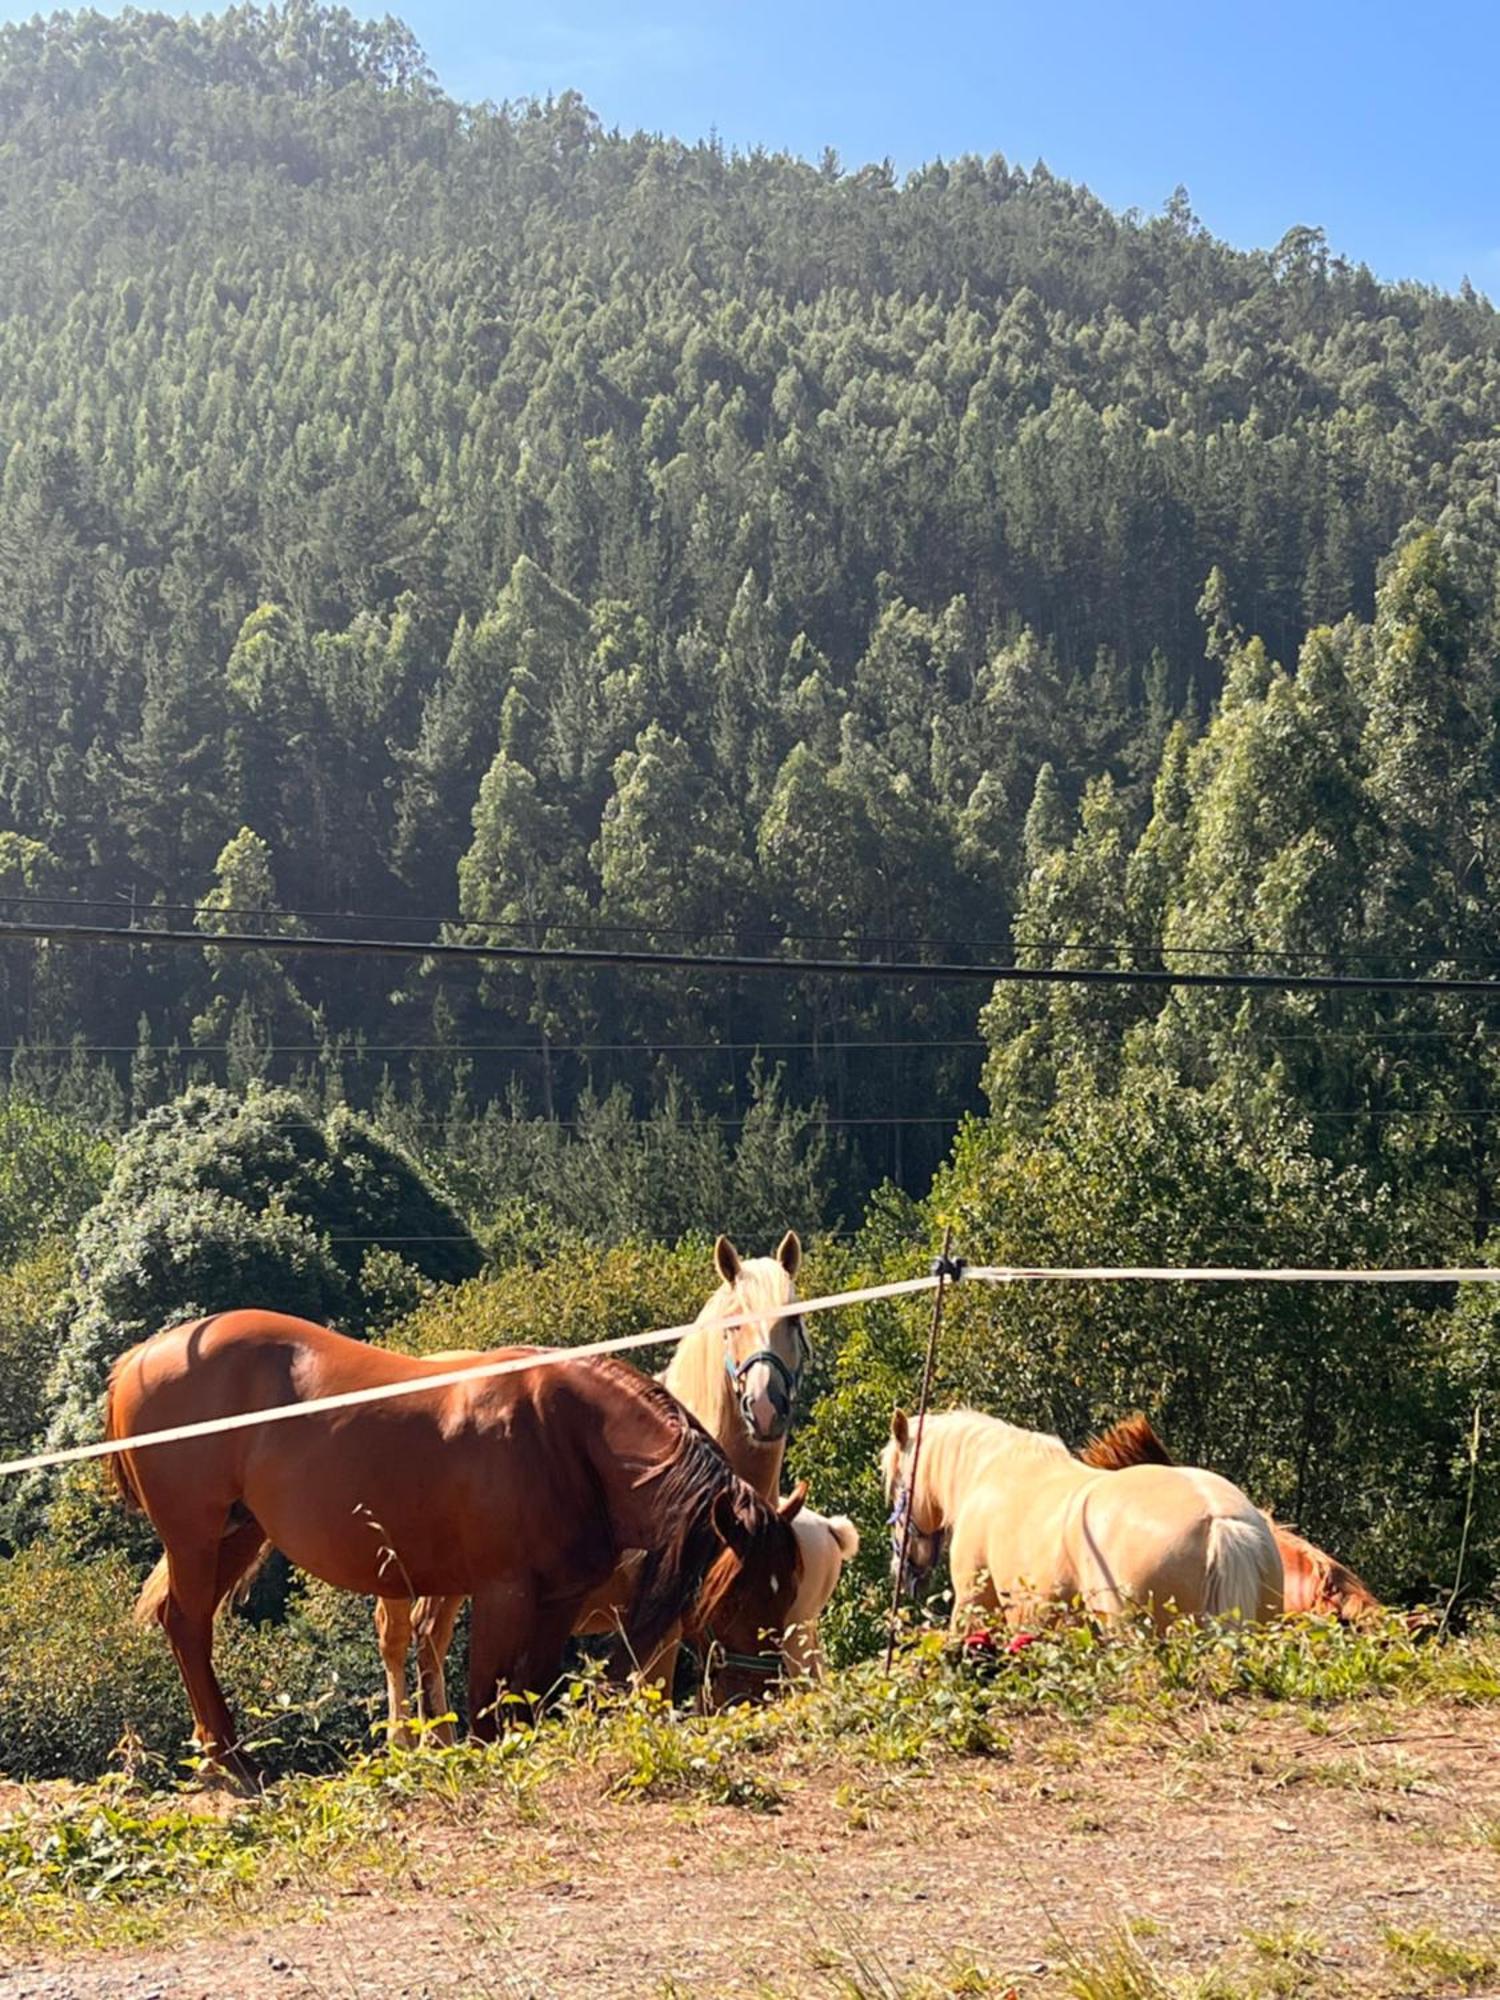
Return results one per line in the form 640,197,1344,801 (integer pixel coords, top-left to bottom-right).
1080,1412,1176,1471
923,1408,1072,1465
583,1355,761,1660
893,1408,1070,1522
657,1285,737,1443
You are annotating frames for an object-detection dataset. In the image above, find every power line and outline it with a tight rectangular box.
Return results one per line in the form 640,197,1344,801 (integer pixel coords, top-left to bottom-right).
10,917,1500,997
0,1037,987,1057
8,893,1500,972
230,1115,970,1130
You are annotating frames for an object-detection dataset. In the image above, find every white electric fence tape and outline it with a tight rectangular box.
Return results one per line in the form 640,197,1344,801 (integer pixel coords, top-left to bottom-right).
0,1273,942,1479
6,1262,1499,1482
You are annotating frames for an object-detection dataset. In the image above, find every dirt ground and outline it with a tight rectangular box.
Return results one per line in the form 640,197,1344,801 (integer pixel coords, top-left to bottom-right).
2,1703,1499,1999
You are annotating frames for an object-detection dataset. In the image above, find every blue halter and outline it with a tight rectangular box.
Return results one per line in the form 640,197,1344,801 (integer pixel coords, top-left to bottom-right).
723,1311,810,1432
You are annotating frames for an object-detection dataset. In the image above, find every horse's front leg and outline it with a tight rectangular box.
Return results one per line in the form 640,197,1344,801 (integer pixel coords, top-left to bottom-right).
467,1582,579,1741
374,1597,413,1745
946,1523,1001,1639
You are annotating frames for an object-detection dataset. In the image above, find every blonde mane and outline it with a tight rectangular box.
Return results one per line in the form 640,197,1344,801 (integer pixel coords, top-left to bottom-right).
884,1409,1071,1531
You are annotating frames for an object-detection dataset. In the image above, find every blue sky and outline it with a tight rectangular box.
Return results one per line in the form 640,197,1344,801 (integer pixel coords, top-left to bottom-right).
7,1,1496,292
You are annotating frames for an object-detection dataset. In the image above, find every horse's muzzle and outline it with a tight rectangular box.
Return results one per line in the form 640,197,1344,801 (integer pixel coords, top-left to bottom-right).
736,1357,793,1443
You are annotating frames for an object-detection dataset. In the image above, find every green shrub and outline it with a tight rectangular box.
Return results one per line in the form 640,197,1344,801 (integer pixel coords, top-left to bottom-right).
0,1547,389,1781
0,1098,111,1265
40,1083,483,1460
0,1240,70,1458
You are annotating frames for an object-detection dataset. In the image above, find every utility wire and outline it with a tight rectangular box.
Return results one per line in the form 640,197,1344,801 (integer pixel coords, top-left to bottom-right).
7,893,1500,972
9,917,1500,996
0,1037,988,1057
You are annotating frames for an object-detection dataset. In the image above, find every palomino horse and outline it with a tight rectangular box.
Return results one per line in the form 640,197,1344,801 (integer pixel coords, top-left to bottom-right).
106,1311,804,1784
778,1507,860,1680
882,1408,1282,1632
378,1232,813,1732
1081,1414,1382,1623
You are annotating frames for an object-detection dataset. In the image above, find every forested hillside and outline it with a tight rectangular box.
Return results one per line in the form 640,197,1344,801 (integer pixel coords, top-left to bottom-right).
3,3,1499,1216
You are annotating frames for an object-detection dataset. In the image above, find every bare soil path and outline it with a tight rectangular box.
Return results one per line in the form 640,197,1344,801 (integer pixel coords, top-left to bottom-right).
2,1704,1498,1998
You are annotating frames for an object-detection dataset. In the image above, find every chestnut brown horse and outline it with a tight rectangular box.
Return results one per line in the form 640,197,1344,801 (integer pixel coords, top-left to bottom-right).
1081,1415,1382,1623
106,1311,803,1784
377,1232,811,1733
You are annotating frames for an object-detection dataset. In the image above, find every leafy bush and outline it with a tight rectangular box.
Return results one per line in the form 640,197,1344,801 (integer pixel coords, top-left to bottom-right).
0,1098,110,1265
40,1083,483,1458
0,1240,70,1457
0,1548,388,1781
391,1235,716,1355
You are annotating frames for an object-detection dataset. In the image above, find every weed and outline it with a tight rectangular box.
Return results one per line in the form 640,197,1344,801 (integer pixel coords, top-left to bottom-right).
1380,1925,1499,1989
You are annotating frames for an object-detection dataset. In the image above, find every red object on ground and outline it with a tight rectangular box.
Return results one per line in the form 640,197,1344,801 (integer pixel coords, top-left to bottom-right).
962,1628,1037,1658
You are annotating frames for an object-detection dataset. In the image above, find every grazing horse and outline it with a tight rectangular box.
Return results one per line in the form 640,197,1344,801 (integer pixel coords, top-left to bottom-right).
106,1311,804,1784
377,1489,856,1735
378,1232,814,1733
1081,1414,1382,1624
882,1407,1282,1633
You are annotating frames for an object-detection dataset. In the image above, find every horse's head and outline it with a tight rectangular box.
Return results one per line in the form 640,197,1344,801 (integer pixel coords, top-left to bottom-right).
710,1230,807,1446
1273,1521,1383,1625
881,1406,946,1597
692,1480,807,1708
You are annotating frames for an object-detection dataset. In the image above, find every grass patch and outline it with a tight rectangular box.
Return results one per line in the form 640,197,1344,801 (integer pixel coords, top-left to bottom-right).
3,1617,1498,1950
1380,1925,1499,1990
1060,1930,1249,1999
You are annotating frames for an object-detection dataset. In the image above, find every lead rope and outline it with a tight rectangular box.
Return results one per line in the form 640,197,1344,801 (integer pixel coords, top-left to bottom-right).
885,1224,961,1675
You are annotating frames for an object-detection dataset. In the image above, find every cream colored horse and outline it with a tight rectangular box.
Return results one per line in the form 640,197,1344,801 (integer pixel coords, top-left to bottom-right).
378,1232,822,1735
881,1408,1281,1632
779,1508,860,1679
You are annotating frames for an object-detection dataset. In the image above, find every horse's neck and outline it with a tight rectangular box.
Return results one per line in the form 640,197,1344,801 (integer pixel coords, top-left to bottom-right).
917,1414,1070,1525
727,1431,784,1504
660,1319,784,1502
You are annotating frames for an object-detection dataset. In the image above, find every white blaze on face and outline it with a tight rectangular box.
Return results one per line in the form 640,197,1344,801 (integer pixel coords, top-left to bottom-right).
738,1355,788,1441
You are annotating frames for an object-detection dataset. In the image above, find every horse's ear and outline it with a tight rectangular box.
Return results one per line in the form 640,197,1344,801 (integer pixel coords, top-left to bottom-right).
777,1479,807,1523
711,1487,752,1555
891,1407,910,1451
714,1235,742,1286
776,1229,802,1277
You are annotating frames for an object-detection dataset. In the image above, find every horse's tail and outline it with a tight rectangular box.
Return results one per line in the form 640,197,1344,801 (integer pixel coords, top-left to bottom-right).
103,1342,150,1518
1202,1510,1283,1623
132,1514,272,1628
133,1553,172,1628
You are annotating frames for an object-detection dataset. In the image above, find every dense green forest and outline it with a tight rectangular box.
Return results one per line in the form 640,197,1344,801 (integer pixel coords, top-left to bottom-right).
3,3,1500,1217
4,8,1500,1771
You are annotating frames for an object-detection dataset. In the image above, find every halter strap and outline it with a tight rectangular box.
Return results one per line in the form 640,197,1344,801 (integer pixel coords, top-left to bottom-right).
701,1629,785,1677
722,1312,810,1400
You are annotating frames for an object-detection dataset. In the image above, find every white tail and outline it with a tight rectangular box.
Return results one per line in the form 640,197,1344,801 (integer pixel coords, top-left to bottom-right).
1202,1511,1283,1622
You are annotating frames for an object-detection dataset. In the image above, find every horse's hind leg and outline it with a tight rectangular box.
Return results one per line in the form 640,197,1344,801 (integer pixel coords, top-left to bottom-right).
154,1537,257,1788
413,1594,464,1745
